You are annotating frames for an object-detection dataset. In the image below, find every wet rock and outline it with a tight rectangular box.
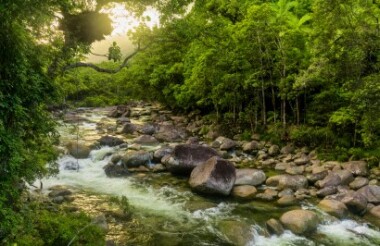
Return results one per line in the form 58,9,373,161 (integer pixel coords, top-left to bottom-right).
256,189,278,201
242,141,260,153
317,186,337,198
368,206,380,222
62,113,87,124
66,141,91,159
154,125,186,142
342,193,368,214
163,144,220,175
121,123,137,134
62,160,80,171
277,195,297,206
108,105,130,118
151,164,167,173
357,185,380,204
49,189,72,197
232,185,257,200
266,175,308,191
235,169,266,186
280,210,319,234
349,177,369,190
103,163,130,177
266,218,284,235
343,160,368,176
116,117,131,124
122,151,152,167
316,173,342,188
133,135,159,145
218,220,253,246
189,157,236,196
98,135,124,147
318,199,348,218
153,147,173,163
285,165,305,175
307,170,328,184
138,123,156,135
268,145,280,156
278,189,294,198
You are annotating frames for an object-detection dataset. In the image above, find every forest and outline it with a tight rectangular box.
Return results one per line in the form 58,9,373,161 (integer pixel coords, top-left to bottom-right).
1,0,380,244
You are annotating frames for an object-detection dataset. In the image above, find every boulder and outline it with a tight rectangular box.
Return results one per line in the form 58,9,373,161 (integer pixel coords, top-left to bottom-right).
307,170,328,184
343,160,368,176
235,169,266,186
368,206,380,221
334,170,354,185
103,163,130,177
318,199,348,218
66,141,91,159
62,160,80,171
316,173,342,188
342,193,368,214
277,195,297,206
281,145,294,155
266,218,284,235
268,145,280,156
189,157,236,196
349,177,369,190
133,135,159,145
242,141,260,153
138,123,156,135
317,186,337,198
154,125,186,142
122,151,152,167
294,154,310,165
220,138,237,150
218,220,253,246
285,165,305,175
121,123,137,134
163,144,220,174
116,117,130,124
256,189,278,201
98,135,124,147
153,147,173,163
280,210,319,234
232,185,257,200
357,185,380,204
108,105,130,118
266,175,308,191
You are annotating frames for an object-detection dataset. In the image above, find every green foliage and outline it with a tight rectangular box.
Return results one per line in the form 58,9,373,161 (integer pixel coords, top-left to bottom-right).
108,41,122,62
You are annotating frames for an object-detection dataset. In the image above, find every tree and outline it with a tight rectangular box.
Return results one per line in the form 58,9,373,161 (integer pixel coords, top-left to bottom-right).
108,41,122,62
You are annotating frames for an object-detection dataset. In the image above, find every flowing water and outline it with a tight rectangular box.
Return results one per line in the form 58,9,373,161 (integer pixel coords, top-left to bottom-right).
37,108,380,245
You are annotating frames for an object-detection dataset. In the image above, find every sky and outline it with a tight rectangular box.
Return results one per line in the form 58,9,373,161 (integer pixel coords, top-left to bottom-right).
85,3,159,63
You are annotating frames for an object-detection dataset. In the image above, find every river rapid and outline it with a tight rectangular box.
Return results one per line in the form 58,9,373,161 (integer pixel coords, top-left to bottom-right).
37,105,380,246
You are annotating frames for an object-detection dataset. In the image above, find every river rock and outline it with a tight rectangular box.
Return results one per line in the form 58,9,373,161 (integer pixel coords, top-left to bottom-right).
280,210,319,234
103,162,130,177
343,160,368,176
318,199,348,218
98,135,124,147
317,186,337,198
256,189,278,201
266,218,284,235
138,123,156,135
285,165,305,175
268,145,280,156
266,175,308,191
63,113,87,124
122,151,152,167
368,206,380,221
154,125,186,142
133,135,159,145
357,185,380,204
307,170,328,184
294,154,310,165
334,170,354,185
62,160,80,171
108,105,130,118
242,141,260,153
220,138,237,150
66,141,91,159
281,145,294,155
48,188,72,198
316,173,342,188
232,185,257,200
342,193,368,214
277,195,297,206
121,123,137,134
116,117,131,124
349,177,369,190
163,144,220,174
189,157,236,196
153,147,173,163
235,169,266,186
275,162,288,171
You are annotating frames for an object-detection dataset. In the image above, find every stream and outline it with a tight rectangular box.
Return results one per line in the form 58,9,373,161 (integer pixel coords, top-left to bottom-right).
37,106,380,246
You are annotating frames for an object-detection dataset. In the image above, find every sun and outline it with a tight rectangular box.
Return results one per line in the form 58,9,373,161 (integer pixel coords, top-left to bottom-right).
101,3,159,37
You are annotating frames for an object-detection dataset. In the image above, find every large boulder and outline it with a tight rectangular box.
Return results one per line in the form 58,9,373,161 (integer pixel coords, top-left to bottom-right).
189,157,236,196
341,193,368,214
235,169,266,186
315,173,342,188
280,210,319,234
103,163,130,177
120,123,137,134
154,125,187,142
98,135,124,147
342,160,368,176
163,144,220,174
349,177,369,190
367,206,380,225
266,175,308,191
133,135,159,145
334,170,354,185
357,185,380,204
217,220,253,246
66,141,91,159
318,199,348,218
138,123,156,135
266,218,284,235
122,151,152,167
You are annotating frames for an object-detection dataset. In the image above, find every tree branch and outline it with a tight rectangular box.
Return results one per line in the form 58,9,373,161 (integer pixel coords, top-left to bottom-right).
64,43,151,74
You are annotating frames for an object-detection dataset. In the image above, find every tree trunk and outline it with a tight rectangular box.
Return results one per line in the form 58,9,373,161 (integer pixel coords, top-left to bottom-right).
296,96,300,125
